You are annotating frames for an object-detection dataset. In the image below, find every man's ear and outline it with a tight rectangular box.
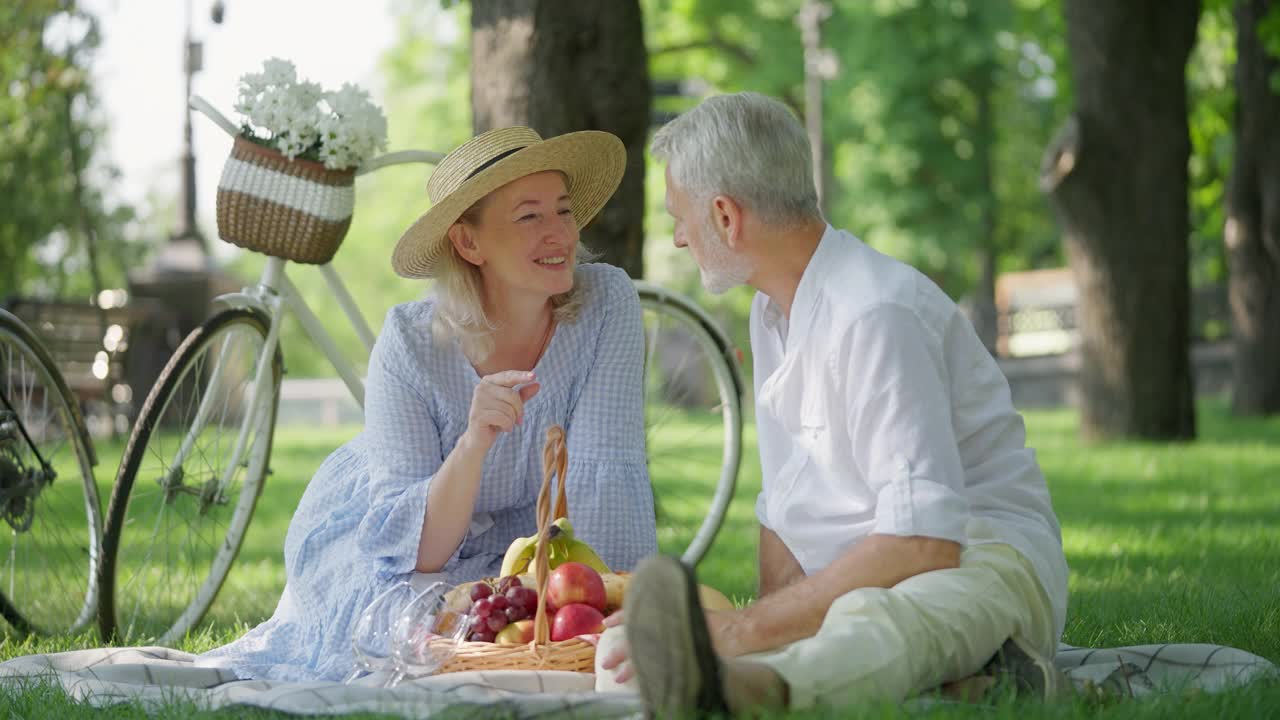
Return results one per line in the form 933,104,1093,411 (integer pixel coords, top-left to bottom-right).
711,195,745,250
447,222,484,266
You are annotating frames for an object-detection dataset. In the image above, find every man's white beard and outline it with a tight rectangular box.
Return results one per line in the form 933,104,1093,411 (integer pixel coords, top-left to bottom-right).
698,218,753,294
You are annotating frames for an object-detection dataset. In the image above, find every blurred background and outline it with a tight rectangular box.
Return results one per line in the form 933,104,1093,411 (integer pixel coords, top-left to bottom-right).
2,0,1277,444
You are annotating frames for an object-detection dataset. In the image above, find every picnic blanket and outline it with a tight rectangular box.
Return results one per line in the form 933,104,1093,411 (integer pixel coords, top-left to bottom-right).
0,642,1273,717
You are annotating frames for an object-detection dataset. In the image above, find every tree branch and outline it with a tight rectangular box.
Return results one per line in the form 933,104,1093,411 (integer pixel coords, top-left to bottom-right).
650,28,802,116
651,31,757,66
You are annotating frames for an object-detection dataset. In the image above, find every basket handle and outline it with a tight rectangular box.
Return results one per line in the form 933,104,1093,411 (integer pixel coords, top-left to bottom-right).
531,426,570,645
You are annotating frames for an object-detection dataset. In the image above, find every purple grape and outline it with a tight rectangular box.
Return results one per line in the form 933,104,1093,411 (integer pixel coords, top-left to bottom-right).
505,605,529,622
491,595,510,612
472,629,496,643
510,587,539,611
474,598,493,618
487,614,508,632
497,575,522,593
469,583,493,602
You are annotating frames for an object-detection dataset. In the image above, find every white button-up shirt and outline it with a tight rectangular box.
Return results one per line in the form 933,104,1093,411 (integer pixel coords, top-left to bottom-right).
751,225,1068,636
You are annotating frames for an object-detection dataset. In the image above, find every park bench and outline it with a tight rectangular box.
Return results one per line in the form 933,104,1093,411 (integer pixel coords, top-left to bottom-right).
3,295,179,435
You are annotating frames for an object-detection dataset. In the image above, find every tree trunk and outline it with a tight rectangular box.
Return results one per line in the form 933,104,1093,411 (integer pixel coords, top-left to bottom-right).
972,57,999,355
1040,0,1200,441
1226,0,1280,415
470,0,650,278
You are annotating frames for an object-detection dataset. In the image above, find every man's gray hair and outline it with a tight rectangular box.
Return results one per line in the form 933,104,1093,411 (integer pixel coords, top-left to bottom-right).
651,92,822,226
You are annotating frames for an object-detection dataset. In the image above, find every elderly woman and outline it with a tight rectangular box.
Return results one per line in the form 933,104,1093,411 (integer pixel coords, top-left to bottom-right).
198,127,658,682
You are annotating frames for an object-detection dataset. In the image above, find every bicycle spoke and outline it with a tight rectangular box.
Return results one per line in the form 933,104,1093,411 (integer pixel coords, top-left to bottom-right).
637,291,742,566
103,311,274,642
0,320,97,634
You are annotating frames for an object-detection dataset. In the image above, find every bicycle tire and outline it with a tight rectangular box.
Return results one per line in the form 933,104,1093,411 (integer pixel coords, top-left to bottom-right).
98,308,281,643
0,309,100,636
635,284,743,567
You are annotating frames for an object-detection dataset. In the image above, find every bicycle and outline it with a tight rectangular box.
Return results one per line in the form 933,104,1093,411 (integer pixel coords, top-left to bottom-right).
96,96,743,644
0,307,100,637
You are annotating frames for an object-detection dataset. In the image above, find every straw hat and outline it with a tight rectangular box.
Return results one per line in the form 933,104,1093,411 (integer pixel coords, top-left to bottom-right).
392,126,626,279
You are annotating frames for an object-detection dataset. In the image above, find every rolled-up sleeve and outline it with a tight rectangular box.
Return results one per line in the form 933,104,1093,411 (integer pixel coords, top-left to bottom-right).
355,318,453,579
844,305,969,545
563,268,658,571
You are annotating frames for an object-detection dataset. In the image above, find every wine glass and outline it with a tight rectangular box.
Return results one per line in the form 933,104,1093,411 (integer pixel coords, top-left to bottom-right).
385,581,468,688
344,580,416,684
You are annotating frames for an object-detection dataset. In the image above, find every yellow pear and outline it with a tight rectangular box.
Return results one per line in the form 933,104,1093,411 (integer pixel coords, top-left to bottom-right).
698,584,736,612
602,572,630,610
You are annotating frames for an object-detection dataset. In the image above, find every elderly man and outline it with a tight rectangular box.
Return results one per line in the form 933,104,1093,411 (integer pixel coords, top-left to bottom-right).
601,92,1070,716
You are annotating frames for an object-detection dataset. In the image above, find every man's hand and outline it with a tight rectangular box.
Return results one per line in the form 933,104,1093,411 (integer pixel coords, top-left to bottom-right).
598,610,634,682
597,606,753,684
727,533,962,657
599,534,962,674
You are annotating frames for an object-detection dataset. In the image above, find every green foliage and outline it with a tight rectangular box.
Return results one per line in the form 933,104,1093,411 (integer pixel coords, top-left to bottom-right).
643,0,1073,304
212,0,1265,378
3,402,1279,718
1187,4,1236,287
1260,3,1280,91
0,0,140,298
228,0,474,378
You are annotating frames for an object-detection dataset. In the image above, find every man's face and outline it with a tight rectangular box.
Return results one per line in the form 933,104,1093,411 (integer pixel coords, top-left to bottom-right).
664,167,753,294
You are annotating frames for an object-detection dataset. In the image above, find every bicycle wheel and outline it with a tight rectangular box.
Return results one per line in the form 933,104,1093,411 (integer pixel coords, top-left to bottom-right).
98,307,280,643
0,309,99,636
636,283,743,567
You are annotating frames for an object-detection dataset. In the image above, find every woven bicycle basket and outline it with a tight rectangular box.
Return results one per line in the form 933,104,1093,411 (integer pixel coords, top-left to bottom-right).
215,137,356,265
433,426,597,674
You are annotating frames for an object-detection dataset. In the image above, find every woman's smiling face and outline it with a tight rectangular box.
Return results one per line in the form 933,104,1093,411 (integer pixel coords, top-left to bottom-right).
454,170,579,302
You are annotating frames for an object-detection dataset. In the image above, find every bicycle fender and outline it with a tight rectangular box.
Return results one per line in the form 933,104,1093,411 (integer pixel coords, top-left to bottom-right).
211,291,273,320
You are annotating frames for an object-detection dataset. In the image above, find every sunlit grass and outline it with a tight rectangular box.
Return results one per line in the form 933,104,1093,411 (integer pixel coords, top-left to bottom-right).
2,400,1278,717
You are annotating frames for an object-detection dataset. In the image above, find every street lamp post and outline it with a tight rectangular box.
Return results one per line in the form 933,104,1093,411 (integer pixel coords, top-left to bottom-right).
128,0,230,405
169,0,225,262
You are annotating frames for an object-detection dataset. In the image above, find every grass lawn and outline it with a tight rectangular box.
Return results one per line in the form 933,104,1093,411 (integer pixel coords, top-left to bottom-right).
2,400,1278,717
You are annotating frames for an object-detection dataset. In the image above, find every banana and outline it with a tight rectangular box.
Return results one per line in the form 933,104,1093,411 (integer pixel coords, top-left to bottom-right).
551,518,612,575
499,519,612,578
499,531,540,578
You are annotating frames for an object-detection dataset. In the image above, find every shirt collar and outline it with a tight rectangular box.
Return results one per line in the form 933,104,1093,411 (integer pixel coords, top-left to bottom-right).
762,224,839,350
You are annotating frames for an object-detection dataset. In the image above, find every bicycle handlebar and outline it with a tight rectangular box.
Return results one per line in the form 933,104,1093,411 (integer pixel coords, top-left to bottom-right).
355,149,445,175
190,95,239,138
188,94,444,174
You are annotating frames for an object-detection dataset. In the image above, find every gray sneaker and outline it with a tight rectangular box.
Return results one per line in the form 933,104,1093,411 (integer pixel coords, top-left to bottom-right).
984,636,1068,700
624,555,729,718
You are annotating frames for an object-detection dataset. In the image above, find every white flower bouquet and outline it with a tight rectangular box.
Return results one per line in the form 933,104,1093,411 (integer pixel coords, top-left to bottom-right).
213,58,386,263
233,58,388,171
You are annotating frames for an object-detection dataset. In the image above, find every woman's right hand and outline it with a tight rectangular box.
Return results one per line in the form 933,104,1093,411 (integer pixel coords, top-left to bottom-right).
465,370,542,447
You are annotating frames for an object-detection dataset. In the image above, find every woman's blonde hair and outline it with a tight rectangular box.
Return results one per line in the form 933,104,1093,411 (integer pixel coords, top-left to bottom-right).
430,199,596,363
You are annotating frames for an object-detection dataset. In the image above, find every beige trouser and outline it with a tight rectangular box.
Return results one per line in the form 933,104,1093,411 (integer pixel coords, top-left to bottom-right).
595,519,1057,708
747,520,1057,709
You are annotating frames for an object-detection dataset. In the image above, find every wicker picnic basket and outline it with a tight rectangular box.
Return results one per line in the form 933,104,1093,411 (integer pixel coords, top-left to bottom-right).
433,425,597,674
215,137,356,265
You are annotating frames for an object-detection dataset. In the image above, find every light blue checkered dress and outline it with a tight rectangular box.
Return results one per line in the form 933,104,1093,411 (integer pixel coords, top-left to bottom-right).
197,263,657,681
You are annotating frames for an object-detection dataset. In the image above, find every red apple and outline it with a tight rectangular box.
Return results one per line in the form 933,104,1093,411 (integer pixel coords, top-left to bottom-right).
546,561,607,612
550,603,605,641
495,619,535,646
